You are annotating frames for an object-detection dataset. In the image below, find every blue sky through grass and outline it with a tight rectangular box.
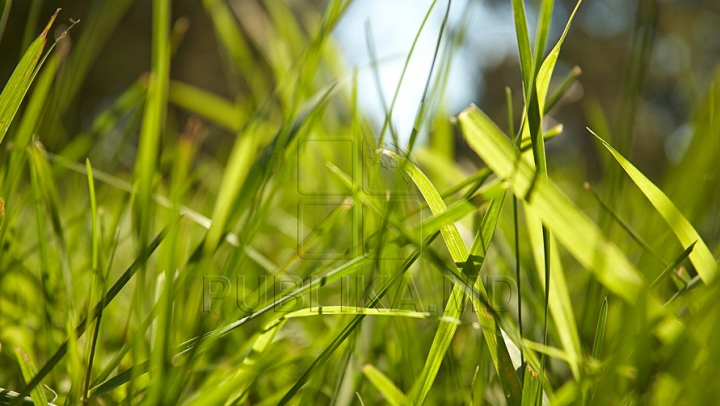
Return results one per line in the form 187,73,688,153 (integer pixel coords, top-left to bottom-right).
333,0,511,145
333,0,581,146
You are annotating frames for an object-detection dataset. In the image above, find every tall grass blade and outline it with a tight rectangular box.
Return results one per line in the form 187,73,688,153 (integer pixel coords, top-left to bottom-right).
584,181,666,265
82,159,101,402
0,9,58,144
591,298,608,360
362,364,408,406
14,348,48,406
509,0,533,92
203,129,257,253
381,151,521,405
458,105,643,302
134,0,171,248
592,130,717,283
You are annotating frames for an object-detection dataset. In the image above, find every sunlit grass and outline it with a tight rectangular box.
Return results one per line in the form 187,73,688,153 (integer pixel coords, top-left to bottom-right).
0,0,719,405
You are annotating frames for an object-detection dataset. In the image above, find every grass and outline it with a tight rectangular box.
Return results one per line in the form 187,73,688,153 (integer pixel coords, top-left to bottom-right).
1,0,720,405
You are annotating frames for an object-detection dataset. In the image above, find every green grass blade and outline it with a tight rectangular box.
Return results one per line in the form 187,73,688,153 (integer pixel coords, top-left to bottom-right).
0,388,53,406
651,243,696,289
11,229,167,403
189,242,433,406
535,1,583,114
29,145,73,302
89,362,150,400
464,196,524,406
380,150,467,262
134,0,171,248
203,130,258,254
406,0,452,153
591,298,608,360
516,0,582,155
584,181,666,266
544,66,582,114
82,159,101,402
521,364,541,406
14,348,48,406
167,79,244,132
0,0,11,46
509,0,533,93
201,0,268,100
178,199,477,356
362,364,408,406
592,130,717,283
28,145,54,340
525,208,581,379
380,150,521,405
458,105,643,302
20,0,43,50
0,9,58,144
3,53,59,197
193,304,459,406
532,0,554,75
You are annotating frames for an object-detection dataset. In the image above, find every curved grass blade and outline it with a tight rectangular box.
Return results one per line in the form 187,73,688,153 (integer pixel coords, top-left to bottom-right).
530,6,583,383
535,1,583,115
458,105,643,303
584,181,666,266
532,0,554,76
379,151,522,405
362,364,408,406
3,53,59,199
175,201,474,358
591,297,608,360
188,242,435,406
0,9,59,145
592,130,717,283
14,348,48,406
